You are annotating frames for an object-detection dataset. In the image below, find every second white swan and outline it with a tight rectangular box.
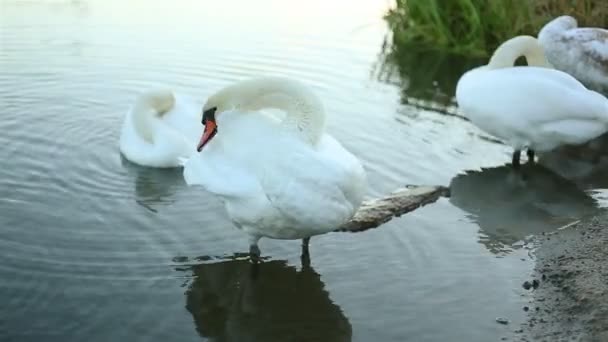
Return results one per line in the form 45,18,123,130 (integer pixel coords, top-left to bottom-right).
456,35,608,168
119,90,202,168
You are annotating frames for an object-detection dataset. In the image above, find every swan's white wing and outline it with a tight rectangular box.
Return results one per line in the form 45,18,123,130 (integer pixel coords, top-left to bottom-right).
183,142,265,198
457,66,608,126
260,136,366,232
184,107,366,236
563,28,608,67
183,109,281,197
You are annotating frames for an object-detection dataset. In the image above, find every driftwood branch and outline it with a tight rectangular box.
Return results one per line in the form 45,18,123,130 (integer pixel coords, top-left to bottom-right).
336,185,450,233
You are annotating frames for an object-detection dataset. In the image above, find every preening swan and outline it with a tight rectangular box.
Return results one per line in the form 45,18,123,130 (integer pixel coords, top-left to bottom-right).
183,77,367,260
456,35,608,168
119,90,203,167
538,15,608,93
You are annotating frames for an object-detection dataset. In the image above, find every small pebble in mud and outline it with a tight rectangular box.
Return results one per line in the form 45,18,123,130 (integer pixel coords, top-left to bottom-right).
496,317,509,325
523,306,529,312
522,279,540,290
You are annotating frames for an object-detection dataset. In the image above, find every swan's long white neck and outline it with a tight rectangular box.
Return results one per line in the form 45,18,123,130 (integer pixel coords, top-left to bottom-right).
131,90,175,143
207,77,326,145
488,35,551,69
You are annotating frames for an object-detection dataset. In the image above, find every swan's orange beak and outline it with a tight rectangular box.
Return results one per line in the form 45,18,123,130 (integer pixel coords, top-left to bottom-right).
197,119,217,152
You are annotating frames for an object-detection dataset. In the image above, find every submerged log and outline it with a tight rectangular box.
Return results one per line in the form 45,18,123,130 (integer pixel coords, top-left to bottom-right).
337,185,450,233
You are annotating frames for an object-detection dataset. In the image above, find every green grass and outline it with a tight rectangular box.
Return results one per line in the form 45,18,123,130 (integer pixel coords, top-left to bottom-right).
385,0,608,57
376,0,608,109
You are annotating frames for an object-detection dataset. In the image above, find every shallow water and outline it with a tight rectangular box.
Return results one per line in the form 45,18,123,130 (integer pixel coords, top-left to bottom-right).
0,1,602,341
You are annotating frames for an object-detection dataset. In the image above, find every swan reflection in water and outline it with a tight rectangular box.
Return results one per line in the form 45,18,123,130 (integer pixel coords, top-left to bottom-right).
538,133,608,190
120,155,186,212
181,256,352,342
449,163,599,254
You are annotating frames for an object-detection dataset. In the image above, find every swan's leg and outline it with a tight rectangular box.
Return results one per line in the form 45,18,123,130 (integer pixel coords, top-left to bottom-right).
302,237,310,254
301,237,311,268
512,150,521,168
248,235,261,263
527,149,535,163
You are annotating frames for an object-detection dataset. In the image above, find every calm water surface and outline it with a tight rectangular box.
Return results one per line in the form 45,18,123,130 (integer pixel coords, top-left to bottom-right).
0,1,601,341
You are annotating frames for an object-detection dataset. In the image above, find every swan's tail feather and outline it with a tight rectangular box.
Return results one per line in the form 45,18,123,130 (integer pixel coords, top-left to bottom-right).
134,89,176,117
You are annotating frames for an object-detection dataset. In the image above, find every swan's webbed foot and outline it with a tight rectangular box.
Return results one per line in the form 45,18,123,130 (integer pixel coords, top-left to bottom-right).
527,149,535,164
512,150,521,169
301,237,311,268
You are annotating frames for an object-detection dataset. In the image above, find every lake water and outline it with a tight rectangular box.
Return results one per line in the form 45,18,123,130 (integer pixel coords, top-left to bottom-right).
0,1,602,341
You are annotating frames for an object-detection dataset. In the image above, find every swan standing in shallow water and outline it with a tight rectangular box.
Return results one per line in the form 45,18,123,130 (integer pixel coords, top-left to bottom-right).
456,35,608,168
183,77,367,260
119,90,202,167
538,15,608,93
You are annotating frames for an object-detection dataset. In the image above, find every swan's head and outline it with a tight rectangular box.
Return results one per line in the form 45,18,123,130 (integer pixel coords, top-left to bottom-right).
539,15,578,40
196,86,242,151
548,15,578,30
197,77,326,151
197,105,218,152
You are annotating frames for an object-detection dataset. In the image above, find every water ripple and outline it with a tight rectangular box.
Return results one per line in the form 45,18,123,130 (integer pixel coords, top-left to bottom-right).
0,1,539,341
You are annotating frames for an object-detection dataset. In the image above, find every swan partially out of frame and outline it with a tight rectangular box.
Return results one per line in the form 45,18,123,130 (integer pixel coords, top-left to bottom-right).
538,15,608,93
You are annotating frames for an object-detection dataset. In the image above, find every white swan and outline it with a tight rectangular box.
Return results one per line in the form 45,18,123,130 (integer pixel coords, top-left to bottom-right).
456,35,608,168
538,15,608,93
183,77,367,259
119,90,203,167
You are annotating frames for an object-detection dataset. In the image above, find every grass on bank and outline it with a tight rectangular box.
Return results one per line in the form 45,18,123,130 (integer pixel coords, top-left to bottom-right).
385,0,608,57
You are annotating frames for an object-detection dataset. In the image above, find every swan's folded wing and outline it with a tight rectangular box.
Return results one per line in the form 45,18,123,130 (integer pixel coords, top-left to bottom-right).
563,28,608,69
261,140,367,231
183,151,264,198
461,68,608,125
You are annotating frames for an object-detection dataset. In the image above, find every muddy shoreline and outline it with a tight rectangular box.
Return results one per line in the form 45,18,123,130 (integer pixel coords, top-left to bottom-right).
517,211,608,342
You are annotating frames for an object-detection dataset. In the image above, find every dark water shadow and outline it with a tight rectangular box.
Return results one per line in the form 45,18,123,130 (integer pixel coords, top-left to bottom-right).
178,255,352,342
449,163,599,255
120,155,187,212
539,133,608,190
373,34,485,116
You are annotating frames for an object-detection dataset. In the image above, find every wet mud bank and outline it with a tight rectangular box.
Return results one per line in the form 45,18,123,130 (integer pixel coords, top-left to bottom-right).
519,212,608,342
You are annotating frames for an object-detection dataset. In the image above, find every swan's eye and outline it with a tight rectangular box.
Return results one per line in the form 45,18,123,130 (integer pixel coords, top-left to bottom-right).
202,107,217,125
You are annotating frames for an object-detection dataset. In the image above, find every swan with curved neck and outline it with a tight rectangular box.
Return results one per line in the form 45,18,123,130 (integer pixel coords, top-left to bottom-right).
119,90,202,168
131,90,175,143
184,76,367,261
538,15,608,93
456,35,608,168
197,77,326,151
